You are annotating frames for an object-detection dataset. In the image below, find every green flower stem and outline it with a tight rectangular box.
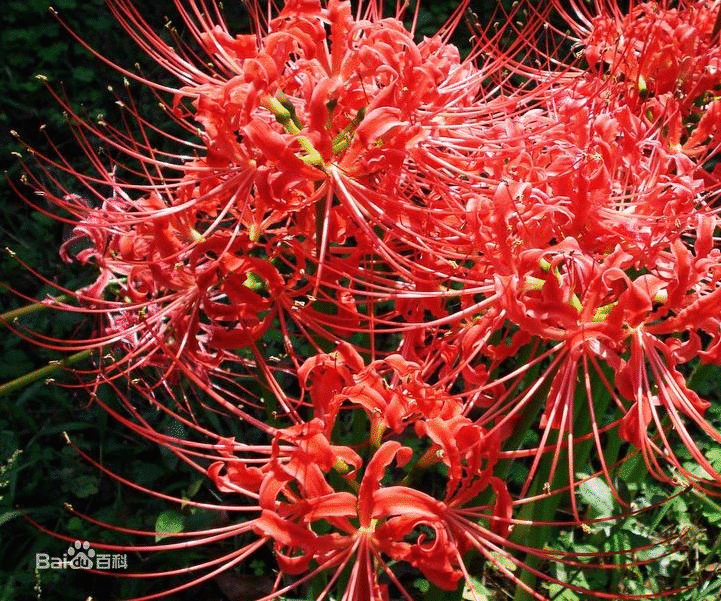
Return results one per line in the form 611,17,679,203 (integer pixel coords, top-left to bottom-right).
494,343,549,483
690,487,721,515
0,295,67,326
510,440,567,601
596,409,625,593
511,361,613,601
261,95,324,168
0,349,91,397
331,106,366,154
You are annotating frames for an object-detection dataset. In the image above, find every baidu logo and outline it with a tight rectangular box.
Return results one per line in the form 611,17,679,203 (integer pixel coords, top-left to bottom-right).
36,540,127,570
66,540,94,569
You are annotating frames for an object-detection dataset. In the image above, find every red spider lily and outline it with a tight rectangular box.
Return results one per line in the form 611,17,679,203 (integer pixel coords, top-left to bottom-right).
10,0,721,599
206,346,514,600
97,0,494,273
10,0,508,395
205,344,693,600
583,0,721,108
407,1,721,506
28,338,692,601
553,0,721,169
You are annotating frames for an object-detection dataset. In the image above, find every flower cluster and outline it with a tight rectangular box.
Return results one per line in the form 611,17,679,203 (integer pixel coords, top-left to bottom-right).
11,0,721,599
208,345,510,599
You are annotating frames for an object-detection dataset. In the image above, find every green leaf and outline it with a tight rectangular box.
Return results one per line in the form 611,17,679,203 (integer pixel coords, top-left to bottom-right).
131,462,165,487
462,576,492,600
578,476,613,517
182,477,203,506
552,562,590,598
488,550,517,574
162,421,186,450
707,447,721,472
687,362,720,395
618,453,645,486
548,584,581,601
155,510,185,542
0,510,25,527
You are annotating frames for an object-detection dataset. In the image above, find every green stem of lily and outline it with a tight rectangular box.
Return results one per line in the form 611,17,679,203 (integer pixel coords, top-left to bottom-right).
0,295,67,326
261,95,325,168
511,361,613,601
331,106,366,154
0,349,91,397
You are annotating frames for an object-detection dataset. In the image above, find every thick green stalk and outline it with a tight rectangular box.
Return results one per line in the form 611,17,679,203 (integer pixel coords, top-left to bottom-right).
0,350,91,397
0,295,66,325
494,344,549,482
510,439,566,601
598,413,624,593
511,361,613,601
261,95,324,167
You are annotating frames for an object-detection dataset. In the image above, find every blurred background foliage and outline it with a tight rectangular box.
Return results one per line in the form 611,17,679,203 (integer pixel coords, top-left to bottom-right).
1,1,720,601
